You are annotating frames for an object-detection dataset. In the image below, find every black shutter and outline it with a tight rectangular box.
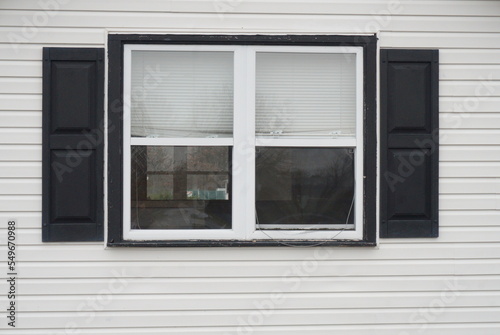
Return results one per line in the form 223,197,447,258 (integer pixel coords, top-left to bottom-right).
380,49,439,238
42,48,104,242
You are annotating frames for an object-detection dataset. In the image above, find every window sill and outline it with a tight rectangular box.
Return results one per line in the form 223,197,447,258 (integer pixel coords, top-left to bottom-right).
107,239,377,247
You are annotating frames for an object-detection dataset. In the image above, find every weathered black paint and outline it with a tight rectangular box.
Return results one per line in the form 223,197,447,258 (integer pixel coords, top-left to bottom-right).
380,49,439,238
42,48,104,242
107,34,377,247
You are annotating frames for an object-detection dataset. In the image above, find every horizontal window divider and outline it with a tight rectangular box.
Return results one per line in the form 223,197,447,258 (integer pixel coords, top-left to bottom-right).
130,137,233,146
255,138,357,147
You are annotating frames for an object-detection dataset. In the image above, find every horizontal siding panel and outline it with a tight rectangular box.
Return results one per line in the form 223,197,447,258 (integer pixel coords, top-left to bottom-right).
0,44,104,61
383,228,500,244
440,211,500,227
0,128,41,144
17,291,500,312
440,162,500,177
0,27,104,44
14,243,500,262
440,97,500,113
0,179,41,194
0,195,41,211
0,94,41,110
440,146,500,162
440,49,500,65
17,275,500,295
9,259,500,279
0,77,41,94
13,308,500,328
440,130,500,145
0,212,40,228
440,113,500,129
440,194,500,210
380,32,500,49
389,227,499,243
440,82,500,98
440,178,500,194
2,11,500,33
0,111,42,127
0,145,41,161
0,61,41,77
0,162,42,178
2,0,500,17
364,227,499,244
440,65,500,80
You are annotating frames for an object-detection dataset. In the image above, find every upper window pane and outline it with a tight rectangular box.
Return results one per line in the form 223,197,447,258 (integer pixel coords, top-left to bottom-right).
131,51,234,138
256,52,356,138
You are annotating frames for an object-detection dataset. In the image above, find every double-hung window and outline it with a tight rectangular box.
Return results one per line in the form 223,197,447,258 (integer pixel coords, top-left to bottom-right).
109,35,376,246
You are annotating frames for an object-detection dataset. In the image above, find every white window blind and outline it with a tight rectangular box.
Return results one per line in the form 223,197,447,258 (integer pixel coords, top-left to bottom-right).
256,52,356,138
130,50,234,138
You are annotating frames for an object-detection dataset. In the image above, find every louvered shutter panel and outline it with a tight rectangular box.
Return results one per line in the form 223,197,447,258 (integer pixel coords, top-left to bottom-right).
380,49,439,238
42,48,104,242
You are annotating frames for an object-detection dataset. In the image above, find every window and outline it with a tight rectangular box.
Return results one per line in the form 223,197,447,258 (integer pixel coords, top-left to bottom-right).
108,35,377,246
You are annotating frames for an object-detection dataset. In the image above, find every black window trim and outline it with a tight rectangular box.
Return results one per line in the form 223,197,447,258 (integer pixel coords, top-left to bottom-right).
107,34,377,247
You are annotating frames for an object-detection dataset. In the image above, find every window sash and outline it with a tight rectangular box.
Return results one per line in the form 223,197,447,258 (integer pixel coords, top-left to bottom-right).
123,44,364,241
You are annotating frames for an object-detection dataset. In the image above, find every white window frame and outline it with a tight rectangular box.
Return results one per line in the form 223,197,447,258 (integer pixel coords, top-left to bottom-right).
122,44,364,241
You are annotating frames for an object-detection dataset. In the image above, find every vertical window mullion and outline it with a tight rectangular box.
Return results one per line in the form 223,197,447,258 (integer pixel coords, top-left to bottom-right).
245,48,257,239
232,47,254,239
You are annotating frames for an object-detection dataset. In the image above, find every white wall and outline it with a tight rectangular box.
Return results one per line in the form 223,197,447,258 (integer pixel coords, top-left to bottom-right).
1,0,500,334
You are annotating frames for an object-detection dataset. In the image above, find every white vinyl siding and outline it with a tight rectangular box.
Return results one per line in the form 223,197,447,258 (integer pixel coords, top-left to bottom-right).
0,0,500,334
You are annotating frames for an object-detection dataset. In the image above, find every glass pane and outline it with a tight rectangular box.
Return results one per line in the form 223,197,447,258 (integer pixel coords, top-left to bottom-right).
187,175,229,200
187,146,230,172
255,147,355,227
131,146,231,229
147,175,173,200
256,52,356,138
131,51,234,138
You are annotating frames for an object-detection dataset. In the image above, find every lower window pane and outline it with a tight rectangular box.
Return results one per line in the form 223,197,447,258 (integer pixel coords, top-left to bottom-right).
131,146,231,229
256,147,355,228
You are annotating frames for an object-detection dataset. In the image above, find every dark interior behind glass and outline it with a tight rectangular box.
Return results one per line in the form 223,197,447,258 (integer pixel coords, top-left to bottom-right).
256,147,355,228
